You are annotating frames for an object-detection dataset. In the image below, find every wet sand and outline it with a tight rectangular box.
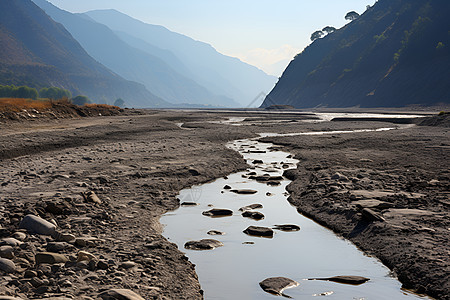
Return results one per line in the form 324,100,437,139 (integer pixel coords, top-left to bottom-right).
0,110,448,299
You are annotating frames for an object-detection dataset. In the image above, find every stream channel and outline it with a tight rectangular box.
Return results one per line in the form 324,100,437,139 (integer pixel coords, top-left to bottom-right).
162,127,430,300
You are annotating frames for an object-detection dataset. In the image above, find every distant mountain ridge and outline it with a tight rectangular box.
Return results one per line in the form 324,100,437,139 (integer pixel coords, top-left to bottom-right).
33,0,239,107
0,0,167,108
85,9,277,107
262,0,450,108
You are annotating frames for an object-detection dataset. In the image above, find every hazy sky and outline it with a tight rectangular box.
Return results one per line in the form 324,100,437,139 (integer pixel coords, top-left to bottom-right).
46,0,375,75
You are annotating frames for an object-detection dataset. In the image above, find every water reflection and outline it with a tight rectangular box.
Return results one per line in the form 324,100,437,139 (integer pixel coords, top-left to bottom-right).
162,138,430,299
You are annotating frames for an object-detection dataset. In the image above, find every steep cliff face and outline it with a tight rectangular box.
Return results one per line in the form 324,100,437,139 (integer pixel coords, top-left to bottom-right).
0,0,167,107
262,0,450,108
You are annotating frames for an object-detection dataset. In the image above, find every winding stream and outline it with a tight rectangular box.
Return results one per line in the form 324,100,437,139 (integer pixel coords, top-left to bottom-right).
162,129,429,299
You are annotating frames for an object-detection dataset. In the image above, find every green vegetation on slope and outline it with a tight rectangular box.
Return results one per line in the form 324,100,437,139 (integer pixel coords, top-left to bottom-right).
263,0,450,108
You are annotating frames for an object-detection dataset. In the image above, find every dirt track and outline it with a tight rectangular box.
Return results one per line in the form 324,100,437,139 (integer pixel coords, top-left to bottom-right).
0,110,448,299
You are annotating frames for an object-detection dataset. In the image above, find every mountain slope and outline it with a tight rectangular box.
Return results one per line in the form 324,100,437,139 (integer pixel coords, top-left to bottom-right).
262,0,450,108
33,0,238,107
85,9,277,107
0,0,167,108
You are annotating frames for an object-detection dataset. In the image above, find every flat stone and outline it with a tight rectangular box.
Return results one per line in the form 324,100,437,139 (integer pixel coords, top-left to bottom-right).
273,224,301,232
384,209,435,217
99,289,145,300
184,239,224,250
351,190,425,200
202,208,233,217
19,215,56,236
0,258,16,273
239,204,263,211
243,226,273,238
242,211,265,220
35,252,68,265
47,242,69,253
0,238,22,247
180,202,199,206
60,233,76,243
223,185,232,190
231,189,257,195
259,277,299,298
77,251,97,262
310,275,370,285
353,199,393,210
120,261,136,269
207,230,225,236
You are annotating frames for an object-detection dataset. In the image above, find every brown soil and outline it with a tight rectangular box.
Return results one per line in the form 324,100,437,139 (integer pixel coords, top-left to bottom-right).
0,110,448,300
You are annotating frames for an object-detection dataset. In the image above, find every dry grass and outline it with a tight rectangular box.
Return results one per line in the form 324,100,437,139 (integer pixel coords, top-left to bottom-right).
0,98,53,112
84,103,120,109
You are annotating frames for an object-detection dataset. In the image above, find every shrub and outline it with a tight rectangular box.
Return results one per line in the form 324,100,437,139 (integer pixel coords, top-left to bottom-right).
71,95,91,106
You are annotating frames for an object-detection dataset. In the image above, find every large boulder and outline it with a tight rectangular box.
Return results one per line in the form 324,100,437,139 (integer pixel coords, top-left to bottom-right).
19,215,56,236
259,277,299,297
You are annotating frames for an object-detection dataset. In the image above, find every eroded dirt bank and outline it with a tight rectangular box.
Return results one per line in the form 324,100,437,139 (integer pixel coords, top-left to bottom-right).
0,110,448,299
261,119,449,300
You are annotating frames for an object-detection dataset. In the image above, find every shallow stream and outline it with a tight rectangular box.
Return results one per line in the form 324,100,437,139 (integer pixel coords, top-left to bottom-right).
162,130,429,299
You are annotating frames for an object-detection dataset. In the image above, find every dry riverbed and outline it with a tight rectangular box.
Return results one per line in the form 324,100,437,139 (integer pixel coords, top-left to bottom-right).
0,110,448,299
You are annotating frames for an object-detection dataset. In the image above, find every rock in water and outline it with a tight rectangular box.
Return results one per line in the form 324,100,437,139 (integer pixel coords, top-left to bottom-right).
259,277,299,298
273,224,300,232
19,215,56,236
99,289,145,300
243,226,273,238
239,204,263,211
242,211,265,220
184,239,224,250
309,275,370,285
231,189,258,195
180,202,199,206
202,208,233,217
0,258,16,273
207,230,225,236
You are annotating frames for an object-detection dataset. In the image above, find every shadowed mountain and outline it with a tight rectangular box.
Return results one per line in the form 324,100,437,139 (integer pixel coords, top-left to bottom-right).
262,0,450,108
85,9,277,107
33,0,238,107
0,0,167,108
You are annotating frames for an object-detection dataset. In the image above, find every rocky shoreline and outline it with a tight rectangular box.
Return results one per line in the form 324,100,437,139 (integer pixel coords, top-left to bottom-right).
0,111,257,299
0,110,448,299
261,118,449,300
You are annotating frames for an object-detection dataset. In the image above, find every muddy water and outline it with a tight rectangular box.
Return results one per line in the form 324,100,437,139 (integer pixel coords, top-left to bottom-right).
162,137,429,299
